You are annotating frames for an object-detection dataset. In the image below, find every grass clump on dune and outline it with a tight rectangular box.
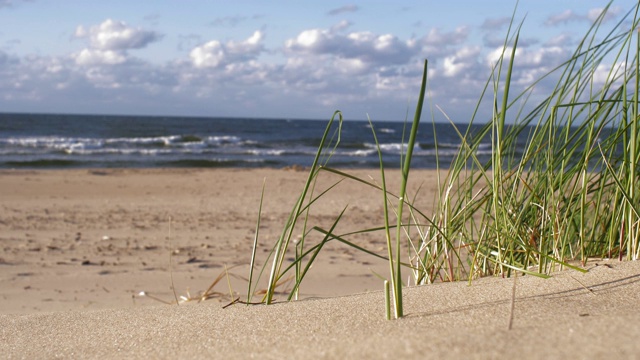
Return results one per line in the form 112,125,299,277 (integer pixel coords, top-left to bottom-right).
247,1,640,319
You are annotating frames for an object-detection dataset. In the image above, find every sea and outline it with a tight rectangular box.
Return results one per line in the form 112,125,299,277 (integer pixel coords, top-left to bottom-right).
0,112,501,169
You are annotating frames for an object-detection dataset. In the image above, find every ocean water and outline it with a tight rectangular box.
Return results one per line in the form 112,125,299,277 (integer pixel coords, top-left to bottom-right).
0,113,501,169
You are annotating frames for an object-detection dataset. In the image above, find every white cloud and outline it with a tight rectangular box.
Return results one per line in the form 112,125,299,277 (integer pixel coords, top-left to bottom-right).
442,46,480,77
189,30,265,68
287,29,328,49
75,19,162,51
71,19,162,67
74,49,127,66
334,57,369,74
285,27,420,66
485,45,566,70
591,61,626,86
228,30,264,54
485,46,514,67
190,41,225,67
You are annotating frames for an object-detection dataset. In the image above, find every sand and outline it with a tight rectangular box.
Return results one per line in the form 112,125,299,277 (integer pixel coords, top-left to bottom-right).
1,168,639,359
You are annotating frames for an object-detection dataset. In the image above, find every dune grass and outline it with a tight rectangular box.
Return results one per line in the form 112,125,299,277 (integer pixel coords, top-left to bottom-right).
247,1,640,319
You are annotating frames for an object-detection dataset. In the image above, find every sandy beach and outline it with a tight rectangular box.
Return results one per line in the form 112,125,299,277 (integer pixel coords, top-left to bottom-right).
1,168,639,358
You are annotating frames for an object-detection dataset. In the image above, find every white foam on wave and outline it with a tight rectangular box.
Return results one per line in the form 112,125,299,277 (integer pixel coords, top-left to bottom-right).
341,149,376,157
363,142,422,153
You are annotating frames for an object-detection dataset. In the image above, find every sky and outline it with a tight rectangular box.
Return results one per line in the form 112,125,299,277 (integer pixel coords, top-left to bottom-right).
0,0,637,122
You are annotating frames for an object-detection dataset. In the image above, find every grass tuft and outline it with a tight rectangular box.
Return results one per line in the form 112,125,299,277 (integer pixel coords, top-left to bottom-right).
246,1,640,319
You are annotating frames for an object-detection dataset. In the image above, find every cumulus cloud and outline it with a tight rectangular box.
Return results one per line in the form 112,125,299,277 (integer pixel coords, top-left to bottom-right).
277,24,481,114
482,44,569,92
72,19,162,66
327,5,359,16
75,19,162,51
190,30,265,68
442,46,480,77
284,27,422,66
74,49,127,66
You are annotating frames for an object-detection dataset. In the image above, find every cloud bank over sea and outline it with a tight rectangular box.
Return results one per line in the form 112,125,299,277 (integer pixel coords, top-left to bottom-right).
0,1,627,121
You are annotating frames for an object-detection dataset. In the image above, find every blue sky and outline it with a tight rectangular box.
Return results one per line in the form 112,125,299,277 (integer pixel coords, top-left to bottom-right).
0,1,636,121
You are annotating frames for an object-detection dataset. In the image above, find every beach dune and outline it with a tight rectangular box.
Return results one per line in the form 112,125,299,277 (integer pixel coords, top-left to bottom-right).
1,169,639,358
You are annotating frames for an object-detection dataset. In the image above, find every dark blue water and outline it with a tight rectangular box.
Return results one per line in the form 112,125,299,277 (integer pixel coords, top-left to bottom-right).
0,113,500,169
